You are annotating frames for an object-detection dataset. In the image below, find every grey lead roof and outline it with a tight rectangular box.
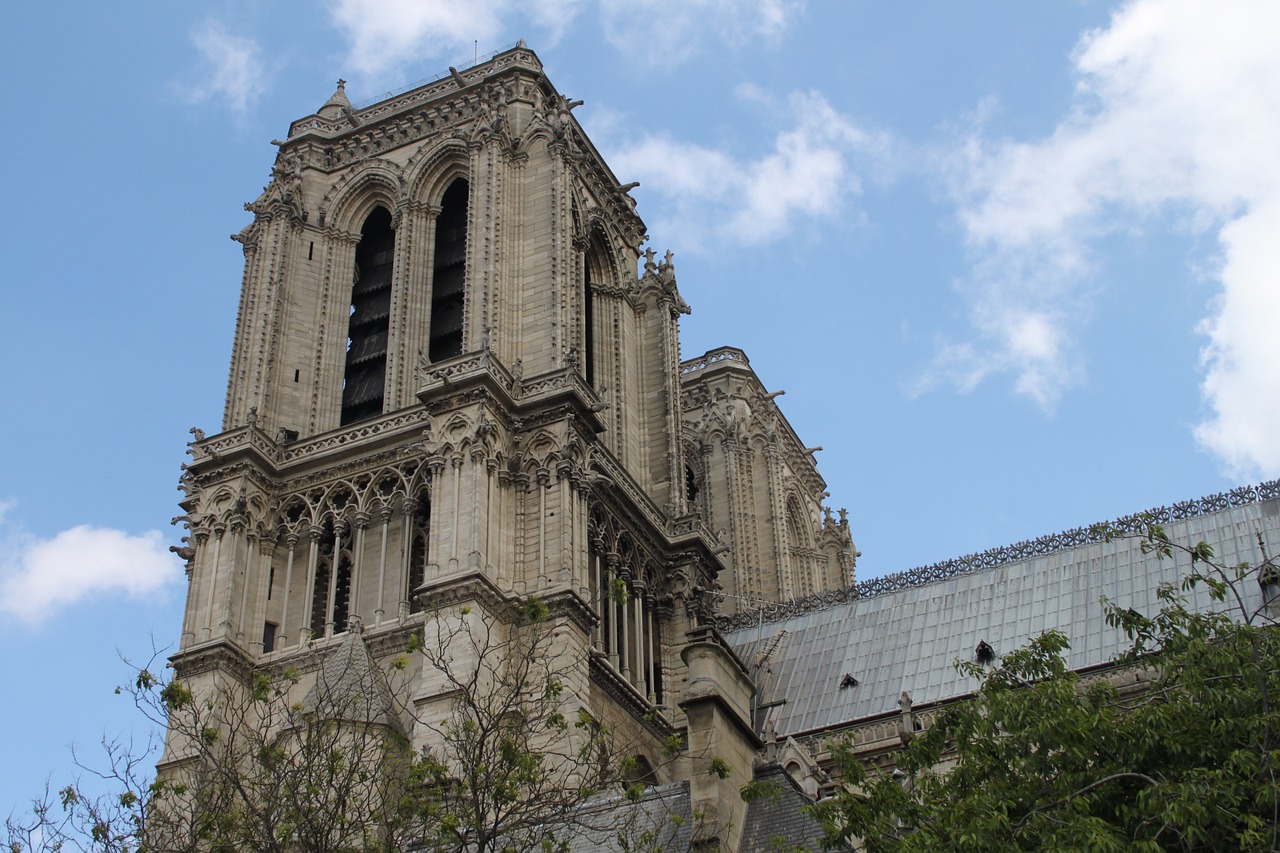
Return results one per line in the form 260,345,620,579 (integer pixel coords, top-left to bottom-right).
302,625,401,730
727,499,1280,738
561,766,833,853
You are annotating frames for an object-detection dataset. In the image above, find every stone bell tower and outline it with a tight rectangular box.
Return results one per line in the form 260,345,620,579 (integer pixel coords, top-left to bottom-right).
170,44,736,767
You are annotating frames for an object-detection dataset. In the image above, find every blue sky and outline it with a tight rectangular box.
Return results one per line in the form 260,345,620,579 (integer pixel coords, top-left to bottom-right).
4,0,1279,820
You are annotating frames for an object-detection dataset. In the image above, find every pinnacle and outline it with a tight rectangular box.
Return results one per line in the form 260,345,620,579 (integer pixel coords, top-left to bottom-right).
320,79,353,112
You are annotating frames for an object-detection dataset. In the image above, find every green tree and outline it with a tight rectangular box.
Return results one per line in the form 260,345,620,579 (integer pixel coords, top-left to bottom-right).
814,524,1280,852
5,598,653,853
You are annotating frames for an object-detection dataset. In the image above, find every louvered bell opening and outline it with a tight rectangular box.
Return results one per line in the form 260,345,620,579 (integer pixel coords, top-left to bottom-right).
342,361,386,415
428,178,468,364
342,207,395,426
346,329,388,366
349,288,392,327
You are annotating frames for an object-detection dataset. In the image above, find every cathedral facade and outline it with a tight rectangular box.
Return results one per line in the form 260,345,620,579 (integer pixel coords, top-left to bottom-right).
168,44,851,851
165,43,1279,852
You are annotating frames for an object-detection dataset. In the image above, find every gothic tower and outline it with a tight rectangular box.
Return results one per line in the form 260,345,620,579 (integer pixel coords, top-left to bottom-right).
167,44,854,788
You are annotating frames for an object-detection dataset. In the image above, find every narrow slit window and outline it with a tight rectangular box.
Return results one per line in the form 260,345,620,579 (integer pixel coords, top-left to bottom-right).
408,498,431,613
341,207,395,425
584,250,596,385
332,552,353,633
311,557,331,637
428,179,468,363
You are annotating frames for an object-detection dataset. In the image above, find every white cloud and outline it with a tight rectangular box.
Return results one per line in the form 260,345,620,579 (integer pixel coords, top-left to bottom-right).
598,0,801,64
326,0,801,79
184,19,265,114
609,90,886,246
0,508,182,626
327,0,508,79
933,0,1280,477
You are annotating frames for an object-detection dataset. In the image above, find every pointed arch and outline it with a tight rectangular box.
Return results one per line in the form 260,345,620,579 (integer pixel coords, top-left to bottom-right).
407,489,431,613
785,493,813,551
582,225,616,387
318,158,403,235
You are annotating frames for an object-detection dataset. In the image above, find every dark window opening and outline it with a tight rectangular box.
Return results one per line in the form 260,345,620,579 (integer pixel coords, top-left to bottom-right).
267,564,274,601
596,552,610,651
428,179,468,363
584,252,596,386
685,464,699,504
332,553,353,633
625,755,659,787
840,673,859,689
651,637,664,707
408,498,431,613
310,557,331,637
308,241,314,260
262,621,277,653
975,640,995,664
341,207,395,426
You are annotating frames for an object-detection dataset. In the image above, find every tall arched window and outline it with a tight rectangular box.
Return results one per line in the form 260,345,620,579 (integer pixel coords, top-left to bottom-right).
584,247,597,386
311,548,331,638
429,179,468,362
407,497,431,613
342,207,395,425
583,232,611,387
332,551,353,632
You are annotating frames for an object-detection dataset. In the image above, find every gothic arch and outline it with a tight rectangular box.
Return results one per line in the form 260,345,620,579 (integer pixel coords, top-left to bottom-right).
523,430,561,472
405,140,471,204
319,158,405,234
785,492,814,551
434,413,474,457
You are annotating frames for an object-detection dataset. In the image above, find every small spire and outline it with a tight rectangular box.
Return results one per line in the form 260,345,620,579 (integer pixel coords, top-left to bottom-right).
320,79,353,113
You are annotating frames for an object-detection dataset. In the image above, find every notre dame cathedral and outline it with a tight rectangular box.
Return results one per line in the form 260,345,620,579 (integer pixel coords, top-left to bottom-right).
166,43,1280,852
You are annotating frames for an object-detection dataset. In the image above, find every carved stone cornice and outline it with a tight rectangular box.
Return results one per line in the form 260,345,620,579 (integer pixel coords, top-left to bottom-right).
589,653,675,740
541,587,597,636
170,640,254,681
415,570,518,620
282,46,545,170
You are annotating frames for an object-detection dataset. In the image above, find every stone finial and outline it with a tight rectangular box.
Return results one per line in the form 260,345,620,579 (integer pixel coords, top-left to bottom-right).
657,249,675,283
326,80,351,108
318,79,353,119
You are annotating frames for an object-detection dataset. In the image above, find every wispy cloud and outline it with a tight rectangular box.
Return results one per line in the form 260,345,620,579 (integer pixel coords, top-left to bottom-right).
182,19,265,114
929,0,1280,477
326,0,802,79
609,90,888,246
0,504,182,626
327,0,507,79
598,0,802,64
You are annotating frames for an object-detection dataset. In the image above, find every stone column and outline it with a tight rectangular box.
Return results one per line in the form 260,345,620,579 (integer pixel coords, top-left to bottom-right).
278,532,298,646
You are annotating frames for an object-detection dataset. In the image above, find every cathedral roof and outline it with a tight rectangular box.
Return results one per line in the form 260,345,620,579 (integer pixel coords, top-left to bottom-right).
301,624,401,730
727,485,1280,737
557,765,832,853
